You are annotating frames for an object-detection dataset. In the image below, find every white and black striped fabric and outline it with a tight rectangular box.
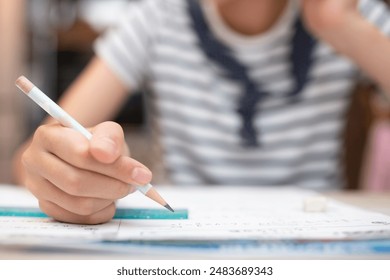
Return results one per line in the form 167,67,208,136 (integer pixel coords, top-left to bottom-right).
94,0,390,189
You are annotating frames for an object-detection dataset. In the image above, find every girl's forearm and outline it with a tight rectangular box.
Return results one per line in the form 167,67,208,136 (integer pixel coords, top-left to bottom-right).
332,15,390,94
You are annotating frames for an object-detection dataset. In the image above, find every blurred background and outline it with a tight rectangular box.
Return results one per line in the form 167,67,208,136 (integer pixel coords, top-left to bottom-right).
0,0,389,189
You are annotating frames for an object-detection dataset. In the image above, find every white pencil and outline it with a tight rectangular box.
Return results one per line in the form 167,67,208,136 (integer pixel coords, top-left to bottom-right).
16,75,173,212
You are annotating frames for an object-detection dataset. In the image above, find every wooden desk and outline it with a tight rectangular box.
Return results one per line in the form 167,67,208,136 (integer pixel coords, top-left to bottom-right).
325,191,390,215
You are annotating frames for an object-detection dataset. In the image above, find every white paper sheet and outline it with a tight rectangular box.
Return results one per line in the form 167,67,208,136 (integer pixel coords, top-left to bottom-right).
0,184,389,243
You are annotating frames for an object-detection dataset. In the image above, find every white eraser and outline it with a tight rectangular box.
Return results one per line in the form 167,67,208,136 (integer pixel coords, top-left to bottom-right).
303,196,328,212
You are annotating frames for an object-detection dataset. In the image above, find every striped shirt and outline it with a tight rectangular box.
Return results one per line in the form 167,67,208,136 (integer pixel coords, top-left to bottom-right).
95,0,390,189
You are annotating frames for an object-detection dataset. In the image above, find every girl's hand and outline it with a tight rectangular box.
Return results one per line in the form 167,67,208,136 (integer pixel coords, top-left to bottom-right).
21,121,152,224
301,0,361,53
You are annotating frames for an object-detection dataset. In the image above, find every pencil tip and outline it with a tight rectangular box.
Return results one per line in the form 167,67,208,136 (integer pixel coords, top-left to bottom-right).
164,204,175,212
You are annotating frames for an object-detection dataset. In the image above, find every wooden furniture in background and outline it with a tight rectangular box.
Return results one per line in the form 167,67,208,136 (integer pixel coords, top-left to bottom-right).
0,0,27,183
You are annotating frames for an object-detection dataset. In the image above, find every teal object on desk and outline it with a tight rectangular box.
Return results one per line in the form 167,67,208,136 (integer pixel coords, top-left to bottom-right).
114,208,188,219
0,207,188,220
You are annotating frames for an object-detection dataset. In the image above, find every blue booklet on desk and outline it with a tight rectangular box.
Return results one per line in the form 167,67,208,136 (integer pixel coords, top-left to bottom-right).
98,239,390,258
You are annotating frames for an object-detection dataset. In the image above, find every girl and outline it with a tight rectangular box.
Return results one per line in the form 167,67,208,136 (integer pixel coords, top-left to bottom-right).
13,0,390,224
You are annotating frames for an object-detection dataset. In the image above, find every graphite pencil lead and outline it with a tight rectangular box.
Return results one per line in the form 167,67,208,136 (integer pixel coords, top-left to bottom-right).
164,204,175,212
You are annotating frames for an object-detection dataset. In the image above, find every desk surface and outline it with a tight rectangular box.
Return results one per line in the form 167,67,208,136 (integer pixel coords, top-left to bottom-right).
1,191,390,260
326,191,390,215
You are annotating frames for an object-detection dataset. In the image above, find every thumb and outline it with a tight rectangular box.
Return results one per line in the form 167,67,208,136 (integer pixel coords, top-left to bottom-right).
89,121,127,164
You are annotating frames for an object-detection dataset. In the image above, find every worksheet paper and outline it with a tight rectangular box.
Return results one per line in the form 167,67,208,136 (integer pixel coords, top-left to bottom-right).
0,185,389,244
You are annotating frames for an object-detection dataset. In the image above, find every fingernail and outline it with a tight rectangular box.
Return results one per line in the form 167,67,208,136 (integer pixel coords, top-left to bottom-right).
96,137,117,155
131,167,152,185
